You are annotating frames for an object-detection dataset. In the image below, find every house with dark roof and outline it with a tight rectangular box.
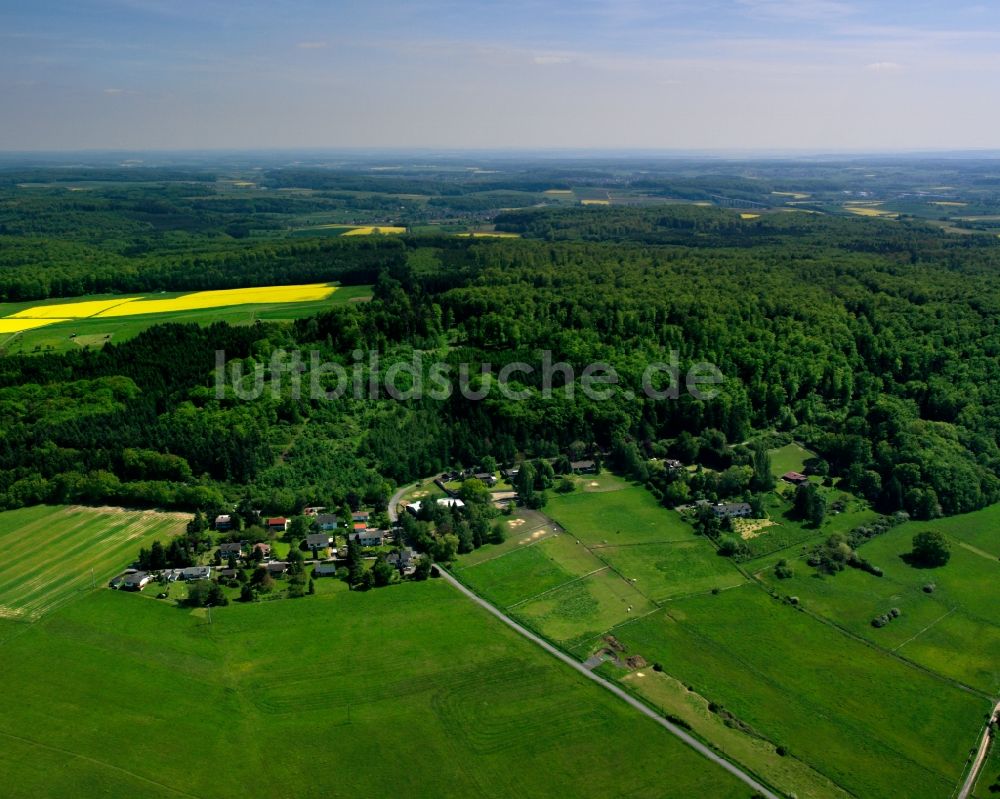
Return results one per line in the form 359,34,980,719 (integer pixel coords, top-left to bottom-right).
711,503,753,519
349,530,384,547
306,533,332,551
782,471,809,485
214,514,233,531
266,561,288,575
218,542,244,557
313,563,340,577
181,566,212,581
123,571,152,591
473,472,498,487
570,460,596,474
352,511,370,523
314,513,339,531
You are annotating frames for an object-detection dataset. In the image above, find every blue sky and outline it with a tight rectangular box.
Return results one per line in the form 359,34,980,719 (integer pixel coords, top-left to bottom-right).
2,0,999,150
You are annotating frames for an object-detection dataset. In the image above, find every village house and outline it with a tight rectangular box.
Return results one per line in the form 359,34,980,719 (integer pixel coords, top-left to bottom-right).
474,472,498,487
782,471,809,485
266,517,290,533
351,511,370,524
711,502,753,519
349,529,384,547
570,459,596,474
266,561,288,575
302,506,325,517
181,566,212,581
386,548,417,569
305,533,332,551
214,514,233,532
664,459,684,470
314,513,339,531
253,542,272,559
313,563,340,577
218,542,244,558
123,571,152,591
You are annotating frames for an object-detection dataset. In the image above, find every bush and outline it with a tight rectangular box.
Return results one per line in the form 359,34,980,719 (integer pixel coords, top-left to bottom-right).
923,583,936,593
774,559,794,580
652,662,664,672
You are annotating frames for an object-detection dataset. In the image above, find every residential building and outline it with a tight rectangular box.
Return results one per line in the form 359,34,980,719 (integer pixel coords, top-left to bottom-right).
782,471,809,485
218,542,244,557
266,517,289,533
306,533,332,550
570,459,596,474
711,503,753,519
314,513,339,531
181,566,212,581
123,571,152,591
266,561,288,575
349,530,384,547
313,563,340,577
214,514,233,531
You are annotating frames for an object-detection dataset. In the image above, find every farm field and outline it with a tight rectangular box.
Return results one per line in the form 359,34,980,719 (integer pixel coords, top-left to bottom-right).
767,441,814,477
612,585,989,799
0,505,188,625
759,511,1000,693
0,284,371,354
0,580,750,799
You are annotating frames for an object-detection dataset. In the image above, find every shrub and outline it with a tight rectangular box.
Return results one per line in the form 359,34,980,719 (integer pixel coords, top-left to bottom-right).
923,583,936,593
652,662,664,672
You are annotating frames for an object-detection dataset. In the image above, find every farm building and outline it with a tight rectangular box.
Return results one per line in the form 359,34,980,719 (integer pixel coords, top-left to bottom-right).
711,503,753,519
349,530,384,547
314,513,339,531
437,497,465,509
123,571,152,591
782,471,809,485
214,514,233,531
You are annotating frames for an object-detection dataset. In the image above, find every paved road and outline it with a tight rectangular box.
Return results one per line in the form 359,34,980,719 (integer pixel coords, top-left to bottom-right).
436,565,781,799
958,701,1000,799
387,483,414,523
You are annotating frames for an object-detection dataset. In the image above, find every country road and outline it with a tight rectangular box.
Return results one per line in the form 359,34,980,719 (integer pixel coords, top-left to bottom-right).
387,483,414,523
958,701,1000,799
436,565,781,799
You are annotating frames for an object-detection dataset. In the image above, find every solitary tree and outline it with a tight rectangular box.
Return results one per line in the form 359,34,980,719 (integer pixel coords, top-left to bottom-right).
910,531,951,568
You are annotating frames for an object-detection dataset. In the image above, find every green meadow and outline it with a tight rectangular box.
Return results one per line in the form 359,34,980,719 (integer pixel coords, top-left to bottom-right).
612,586,989,799
760,511,1000,694
0,582,749,799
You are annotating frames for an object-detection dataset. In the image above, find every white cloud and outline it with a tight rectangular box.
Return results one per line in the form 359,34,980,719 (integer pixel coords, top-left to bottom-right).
866,61,902,72
737,0,855,21
296,41,328,50
533,54,572,65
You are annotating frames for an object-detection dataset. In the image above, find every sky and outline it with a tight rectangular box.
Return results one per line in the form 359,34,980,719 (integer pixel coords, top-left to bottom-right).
1,0,999,151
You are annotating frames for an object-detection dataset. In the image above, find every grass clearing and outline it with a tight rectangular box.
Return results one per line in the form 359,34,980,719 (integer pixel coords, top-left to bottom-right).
768,441,814,477
613,585,989,799
0,581,748,799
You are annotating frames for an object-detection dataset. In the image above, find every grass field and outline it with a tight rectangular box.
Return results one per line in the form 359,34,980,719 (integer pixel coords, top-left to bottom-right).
0,505,188,625
768,442,814,477
759,511,1000,693
612,585,989,799
0,284,372,354
0,580,750,799
597,541,747,603
545,478,694,546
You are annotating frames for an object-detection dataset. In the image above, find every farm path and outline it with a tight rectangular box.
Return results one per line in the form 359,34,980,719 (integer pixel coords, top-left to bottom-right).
437,564,781,799
958,701,1000,799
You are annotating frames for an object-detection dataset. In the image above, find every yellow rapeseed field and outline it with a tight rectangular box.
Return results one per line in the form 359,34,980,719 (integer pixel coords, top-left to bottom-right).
740,213,760,220
95,284,337,318
844,206,897,218
10,298,139,319
930,201,967,207
580,199,610,206
0,318,72,334
341,226,407,236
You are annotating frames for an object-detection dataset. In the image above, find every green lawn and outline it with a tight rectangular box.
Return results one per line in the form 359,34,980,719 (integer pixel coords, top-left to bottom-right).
768,442,814,477
0,505,188,623
0,581,749,799
612,585,989,799
597,541,748,602
546,481,695,546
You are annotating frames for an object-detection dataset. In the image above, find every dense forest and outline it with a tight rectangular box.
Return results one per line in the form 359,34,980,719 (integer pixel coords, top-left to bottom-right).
1,189,999,522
